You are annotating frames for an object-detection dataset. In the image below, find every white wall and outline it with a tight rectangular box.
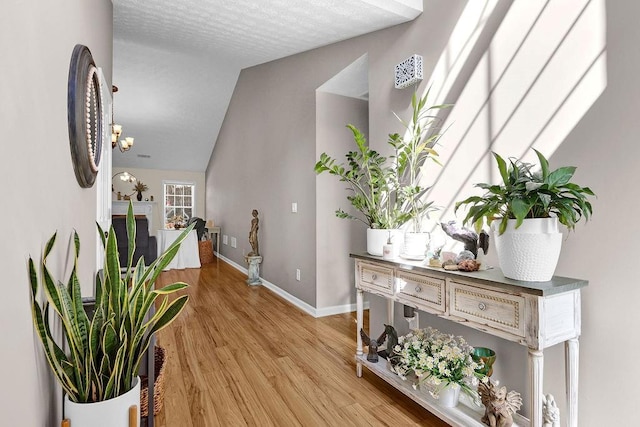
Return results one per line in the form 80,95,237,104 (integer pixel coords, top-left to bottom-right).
0,0,112,424
112,167,206,233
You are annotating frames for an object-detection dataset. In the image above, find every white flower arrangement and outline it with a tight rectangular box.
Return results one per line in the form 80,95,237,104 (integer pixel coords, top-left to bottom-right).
392,327,488,403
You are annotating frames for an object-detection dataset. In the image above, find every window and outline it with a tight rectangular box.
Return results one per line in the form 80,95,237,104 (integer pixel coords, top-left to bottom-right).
163,181,195,228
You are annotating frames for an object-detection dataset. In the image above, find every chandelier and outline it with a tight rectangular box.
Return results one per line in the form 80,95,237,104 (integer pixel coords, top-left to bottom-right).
111,85,134,152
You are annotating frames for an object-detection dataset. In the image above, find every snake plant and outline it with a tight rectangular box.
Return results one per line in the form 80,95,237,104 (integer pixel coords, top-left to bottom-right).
28,202,192,403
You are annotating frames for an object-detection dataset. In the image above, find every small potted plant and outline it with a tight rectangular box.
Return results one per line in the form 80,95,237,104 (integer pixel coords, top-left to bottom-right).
133,181,149,201
315,90,450,256
455,149,595,281
28,202,193,426
391,327,486,408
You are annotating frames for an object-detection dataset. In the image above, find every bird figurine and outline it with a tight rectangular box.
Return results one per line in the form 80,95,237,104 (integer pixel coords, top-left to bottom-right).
441,220,480,257
360,328,387,363
378,324,399,362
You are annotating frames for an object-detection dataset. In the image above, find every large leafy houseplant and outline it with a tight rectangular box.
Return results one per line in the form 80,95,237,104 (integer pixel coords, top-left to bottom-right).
315,125,401,229
28,203,192,403
314,91,450,231
455,149,595,234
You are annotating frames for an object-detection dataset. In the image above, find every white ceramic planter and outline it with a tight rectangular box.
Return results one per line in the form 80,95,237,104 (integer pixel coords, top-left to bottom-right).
403,232,430,260
367,228,404,256
437,382,460,408
493,218,562,282
64,377,140,427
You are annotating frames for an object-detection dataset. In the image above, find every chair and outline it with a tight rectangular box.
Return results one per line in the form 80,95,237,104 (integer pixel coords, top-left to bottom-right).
111,216,157,266
186,217,208,241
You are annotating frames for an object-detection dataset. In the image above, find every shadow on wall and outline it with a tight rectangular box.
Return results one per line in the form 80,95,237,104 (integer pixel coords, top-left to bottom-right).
420,0,607,229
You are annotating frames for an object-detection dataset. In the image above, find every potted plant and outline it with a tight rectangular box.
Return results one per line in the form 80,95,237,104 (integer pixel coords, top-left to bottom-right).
133,181,148,201
28,202,193,426
391,327,487,408
315,123,404,255
455,149,595,281
390,90,450,258
315,90,450,256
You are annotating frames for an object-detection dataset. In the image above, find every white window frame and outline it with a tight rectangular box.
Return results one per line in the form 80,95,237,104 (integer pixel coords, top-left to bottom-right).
162,180,196,229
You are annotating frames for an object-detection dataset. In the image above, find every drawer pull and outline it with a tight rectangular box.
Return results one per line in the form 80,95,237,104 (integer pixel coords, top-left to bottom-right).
478,302,487,311
371,273,377,280
415,286,422,293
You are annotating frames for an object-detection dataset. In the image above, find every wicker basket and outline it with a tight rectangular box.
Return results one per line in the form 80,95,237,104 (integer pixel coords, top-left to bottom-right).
198,240,215,264
140,346,167,417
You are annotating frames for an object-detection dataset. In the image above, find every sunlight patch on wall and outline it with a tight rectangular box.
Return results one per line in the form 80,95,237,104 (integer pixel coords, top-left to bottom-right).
425,0,607,226
421,0,499,108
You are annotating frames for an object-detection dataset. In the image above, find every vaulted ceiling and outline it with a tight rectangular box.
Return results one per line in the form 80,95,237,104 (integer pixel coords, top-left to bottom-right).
112,0,422,171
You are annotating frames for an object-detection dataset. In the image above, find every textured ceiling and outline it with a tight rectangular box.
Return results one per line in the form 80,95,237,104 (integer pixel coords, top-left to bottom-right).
112,0,422,171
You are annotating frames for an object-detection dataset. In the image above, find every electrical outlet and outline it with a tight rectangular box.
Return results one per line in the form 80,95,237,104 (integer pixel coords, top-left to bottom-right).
231,237,237,248
291,202,298,213
296,269,301,281
223,235,228,245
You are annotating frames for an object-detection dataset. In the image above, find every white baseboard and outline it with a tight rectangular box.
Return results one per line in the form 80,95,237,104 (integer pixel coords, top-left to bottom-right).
216,254,368,318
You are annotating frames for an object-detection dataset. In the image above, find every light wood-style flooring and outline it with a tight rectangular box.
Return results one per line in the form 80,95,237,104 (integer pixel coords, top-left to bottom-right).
153,257,448,426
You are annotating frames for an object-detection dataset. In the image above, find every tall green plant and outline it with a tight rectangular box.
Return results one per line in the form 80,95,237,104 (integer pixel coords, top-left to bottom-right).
455,149,595,234
315,125,402,229
390,90,451,232
28,202,192,403
315,90,451,230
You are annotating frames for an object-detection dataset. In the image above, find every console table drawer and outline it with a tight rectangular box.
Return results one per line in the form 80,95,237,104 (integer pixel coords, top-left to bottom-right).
449,282,525,337
357,262,394,295
396,270,445,313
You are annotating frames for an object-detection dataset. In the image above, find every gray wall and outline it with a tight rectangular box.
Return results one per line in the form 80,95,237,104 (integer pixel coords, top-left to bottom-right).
0,1,112,424
315,93,368,309
205,0,467,306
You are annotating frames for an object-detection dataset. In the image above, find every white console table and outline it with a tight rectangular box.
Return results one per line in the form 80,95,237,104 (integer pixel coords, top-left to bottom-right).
351,253,587,427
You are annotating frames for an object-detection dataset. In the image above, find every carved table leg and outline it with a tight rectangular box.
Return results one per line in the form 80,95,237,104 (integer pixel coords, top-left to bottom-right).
565,338,579,427
529,348,544,427
356,288,364,377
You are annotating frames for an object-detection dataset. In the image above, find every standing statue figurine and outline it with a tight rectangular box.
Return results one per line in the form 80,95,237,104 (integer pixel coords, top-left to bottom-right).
248,209,260,256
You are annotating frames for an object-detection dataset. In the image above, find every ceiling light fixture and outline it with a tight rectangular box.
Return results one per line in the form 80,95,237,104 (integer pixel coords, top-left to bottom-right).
111,85,134,152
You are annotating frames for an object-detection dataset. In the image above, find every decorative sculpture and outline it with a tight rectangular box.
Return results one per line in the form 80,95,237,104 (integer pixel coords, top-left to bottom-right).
478,379,523,427
248,209,260,256
360,328,387,363
378,324,399,361
542,394,560,427
440,220,489,258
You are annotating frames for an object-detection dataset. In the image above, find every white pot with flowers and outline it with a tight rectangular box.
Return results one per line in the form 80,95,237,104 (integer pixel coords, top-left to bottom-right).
391,327,487,408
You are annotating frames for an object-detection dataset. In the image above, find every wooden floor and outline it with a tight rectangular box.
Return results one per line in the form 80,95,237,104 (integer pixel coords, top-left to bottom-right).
153,257,448,427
